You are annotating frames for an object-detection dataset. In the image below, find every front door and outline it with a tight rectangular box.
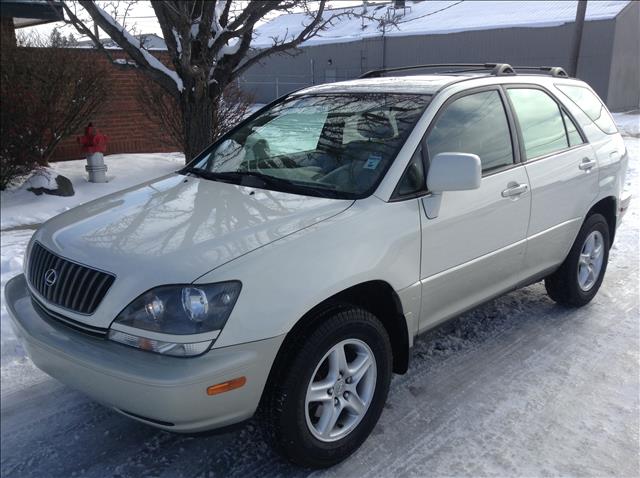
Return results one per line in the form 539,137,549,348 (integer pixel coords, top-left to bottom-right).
418,87,531,332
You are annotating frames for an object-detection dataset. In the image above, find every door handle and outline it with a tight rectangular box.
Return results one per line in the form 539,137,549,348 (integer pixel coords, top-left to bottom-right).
501,183,529,198
579,157,597,171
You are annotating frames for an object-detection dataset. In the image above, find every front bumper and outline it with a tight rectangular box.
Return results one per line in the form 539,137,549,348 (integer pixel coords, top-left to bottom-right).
5,274,284,433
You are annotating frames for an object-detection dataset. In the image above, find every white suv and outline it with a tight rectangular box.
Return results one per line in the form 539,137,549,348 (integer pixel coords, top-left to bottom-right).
6,64,631,467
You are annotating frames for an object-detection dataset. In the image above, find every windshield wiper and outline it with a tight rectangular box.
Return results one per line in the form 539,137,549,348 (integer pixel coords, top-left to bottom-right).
182,167,236,183
184,168,338,198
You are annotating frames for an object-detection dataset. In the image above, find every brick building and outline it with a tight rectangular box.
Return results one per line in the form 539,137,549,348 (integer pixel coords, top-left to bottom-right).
1,3,180,162
50,49,181,161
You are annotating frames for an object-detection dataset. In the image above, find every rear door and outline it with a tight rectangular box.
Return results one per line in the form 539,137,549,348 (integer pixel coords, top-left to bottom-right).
505,86,598,277
418,87,531,332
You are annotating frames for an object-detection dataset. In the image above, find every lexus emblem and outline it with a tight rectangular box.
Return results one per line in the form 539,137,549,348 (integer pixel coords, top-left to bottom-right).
44,269,58,287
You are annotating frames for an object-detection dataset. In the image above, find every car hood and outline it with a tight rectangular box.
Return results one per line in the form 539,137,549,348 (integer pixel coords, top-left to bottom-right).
31,174,352,325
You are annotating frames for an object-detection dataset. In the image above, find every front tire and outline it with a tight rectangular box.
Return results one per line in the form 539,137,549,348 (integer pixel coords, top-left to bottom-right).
262,306,392,468
545,213,610,307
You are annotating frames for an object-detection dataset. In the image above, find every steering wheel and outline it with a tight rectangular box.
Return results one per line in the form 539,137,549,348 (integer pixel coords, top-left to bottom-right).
278,156,298,168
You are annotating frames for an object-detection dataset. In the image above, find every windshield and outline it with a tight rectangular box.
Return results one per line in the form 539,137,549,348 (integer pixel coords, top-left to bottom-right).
186,93,430,199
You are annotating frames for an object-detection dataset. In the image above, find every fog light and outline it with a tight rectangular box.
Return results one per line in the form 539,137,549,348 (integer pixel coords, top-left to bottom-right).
108,330,211,357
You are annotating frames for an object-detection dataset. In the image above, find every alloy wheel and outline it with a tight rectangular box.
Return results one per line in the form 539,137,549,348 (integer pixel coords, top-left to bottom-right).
577,230,605,291
304,339,377,442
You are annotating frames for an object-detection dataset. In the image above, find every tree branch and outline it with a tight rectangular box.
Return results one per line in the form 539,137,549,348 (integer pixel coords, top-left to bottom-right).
77,0,183,97
232,1,331,78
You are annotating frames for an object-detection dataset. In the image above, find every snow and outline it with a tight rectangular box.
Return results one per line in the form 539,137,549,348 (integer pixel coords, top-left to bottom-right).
75,34,168,51
93,4,184,91
1,116,638,475
0,152,184,230
253,0,631,48
172,28,182,56
612,111,640,137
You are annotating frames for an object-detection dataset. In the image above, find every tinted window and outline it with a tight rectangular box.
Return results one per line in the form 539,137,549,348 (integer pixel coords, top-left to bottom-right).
556,84,617,134
426,90,514,172
562,110,584,147
508,88,568,159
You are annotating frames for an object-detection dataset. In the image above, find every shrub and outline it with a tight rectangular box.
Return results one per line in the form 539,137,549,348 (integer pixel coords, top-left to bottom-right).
0,32,108,189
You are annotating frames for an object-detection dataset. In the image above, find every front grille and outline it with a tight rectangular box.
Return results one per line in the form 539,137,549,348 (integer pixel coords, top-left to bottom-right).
27,242,115,315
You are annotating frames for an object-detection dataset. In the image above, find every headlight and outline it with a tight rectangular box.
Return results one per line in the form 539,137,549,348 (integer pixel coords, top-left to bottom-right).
109,281,241,356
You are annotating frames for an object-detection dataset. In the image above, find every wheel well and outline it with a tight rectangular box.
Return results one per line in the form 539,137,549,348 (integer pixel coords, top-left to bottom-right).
587,196,616,244
271,281,410,380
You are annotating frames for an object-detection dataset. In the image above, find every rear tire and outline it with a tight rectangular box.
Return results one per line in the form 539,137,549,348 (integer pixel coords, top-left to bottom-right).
262,306,392,468
545,213,610,307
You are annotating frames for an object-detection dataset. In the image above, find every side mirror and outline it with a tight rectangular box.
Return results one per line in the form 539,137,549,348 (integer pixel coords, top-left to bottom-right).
426,152,482,192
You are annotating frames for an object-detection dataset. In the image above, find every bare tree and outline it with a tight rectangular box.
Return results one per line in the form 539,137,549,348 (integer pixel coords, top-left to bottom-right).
137,78,254,153
52,1,366,162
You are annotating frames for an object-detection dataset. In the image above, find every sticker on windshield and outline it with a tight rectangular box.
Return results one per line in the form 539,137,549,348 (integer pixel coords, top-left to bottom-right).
363,154,382,170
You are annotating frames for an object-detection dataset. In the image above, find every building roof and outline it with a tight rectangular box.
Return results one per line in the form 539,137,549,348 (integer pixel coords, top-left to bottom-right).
1,0,63,28
253,0,631,48
74,33,167,51
62,1,632,53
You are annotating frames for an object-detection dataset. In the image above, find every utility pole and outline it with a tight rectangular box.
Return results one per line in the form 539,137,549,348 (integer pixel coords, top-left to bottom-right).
569,0,587,77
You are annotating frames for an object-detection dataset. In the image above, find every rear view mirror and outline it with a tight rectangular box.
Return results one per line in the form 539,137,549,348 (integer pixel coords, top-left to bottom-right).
426,152,482,192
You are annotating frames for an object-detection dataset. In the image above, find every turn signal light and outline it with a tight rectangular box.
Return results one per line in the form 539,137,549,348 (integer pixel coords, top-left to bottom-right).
206,377,246,396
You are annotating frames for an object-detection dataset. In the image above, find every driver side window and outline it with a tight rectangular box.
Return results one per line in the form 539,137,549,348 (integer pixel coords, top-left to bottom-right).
426,90,514,173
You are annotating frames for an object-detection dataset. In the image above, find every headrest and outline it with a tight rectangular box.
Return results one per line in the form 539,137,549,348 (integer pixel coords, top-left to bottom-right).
357,112,394,141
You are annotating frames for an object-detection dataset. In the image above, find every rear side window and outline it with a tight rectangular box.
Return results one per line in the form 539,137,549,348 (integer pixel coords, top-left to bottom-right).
562,110,584,147
426,90,514,173
507,88,568,159
556,84,617,134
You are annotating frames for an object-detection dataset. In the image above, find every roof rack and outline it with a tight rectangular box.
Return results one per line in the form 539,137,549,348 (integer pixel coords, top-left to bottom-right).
359,63,569,79
511,66,569,77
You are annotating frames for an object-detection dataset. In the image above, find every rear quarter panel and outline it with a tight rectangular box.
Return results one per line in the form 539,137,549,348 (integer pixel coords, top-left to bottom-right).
550,82,627,218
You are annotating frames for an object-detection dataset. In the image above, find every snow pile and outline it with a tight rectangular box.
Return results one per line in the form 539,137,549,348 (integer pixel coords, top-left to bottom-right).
0,152,184,230
253,0,630,48
612,111,640,138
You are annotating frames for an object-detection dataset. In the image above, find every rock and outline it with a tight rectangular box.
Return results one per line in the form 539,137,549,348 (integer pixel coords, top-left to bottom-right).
27,174,75,197
54,175,74,196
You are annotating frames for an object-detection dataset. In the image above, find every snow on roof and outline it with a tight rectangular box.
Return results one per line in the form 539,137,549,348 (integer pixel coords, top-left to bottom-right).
252,0,631,48
75,33,167,51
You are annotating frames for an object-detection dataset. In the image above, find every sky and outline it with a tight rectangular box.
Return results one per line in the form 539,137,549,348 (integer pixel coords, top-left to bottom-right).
22,0,372,41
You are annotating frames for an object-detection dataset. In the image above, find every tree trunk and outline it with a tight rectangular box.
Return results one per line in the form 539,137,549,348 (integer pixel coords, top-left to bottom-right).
180,87,215,164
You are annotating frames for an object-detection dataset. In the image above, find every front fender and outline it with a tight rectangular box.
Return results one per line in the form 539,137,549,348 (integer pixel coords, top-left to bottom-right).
198,196,422,348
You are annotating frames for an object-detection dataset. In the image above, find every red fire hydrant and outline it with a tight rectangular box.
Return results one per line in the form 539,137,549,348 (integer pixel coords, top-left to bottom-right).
78,123,108,183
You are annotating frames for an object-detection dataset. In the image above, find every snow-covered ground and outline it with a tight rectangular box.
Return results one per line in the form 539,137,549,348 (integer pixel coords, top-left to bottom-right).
0,152,185,230
1,114,638,477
